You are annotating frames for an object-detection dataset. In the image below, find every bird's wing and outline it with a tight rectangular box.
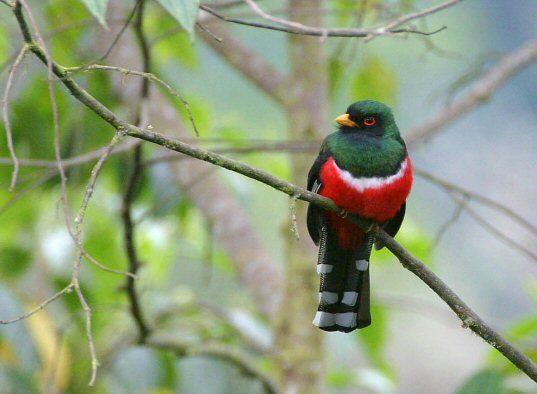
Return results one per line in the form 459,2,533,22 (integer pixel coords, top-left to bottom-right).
307,142,331,245
375,202,406,250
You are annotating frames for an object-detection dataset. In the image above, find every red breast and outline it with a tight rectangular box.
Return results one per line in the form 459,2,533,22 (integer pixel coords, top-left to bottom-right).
319,156,413,249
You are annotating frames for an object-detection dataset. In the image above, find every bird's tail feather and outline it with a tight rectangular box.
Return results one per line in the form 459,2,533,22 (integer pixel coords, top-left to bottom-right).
313,217,373,332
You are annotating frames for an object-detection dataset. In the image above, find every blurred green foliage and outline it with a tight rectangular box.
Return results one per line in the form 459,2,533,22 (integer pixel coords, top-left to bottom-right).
352,56,398,107
457,369,504,394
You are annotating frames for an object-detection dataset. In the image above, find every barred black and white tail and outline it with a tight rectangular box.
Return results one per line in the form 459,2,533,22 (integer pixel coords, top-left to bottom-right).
313,217,373,332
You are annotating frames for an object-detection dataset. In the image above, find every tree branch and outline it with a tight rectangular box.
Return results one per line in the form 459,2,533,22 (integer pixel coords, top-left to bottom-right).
11,2,537,383
241,0,459,40
102,0,283,320
147,335,278,394
383,0,461,31
121,0,151,344
73,133,137,278
4,138,534,242
407,36,537,145
375,230,537,381
448,192,537,262
2,44,28,191
415,168,537,237
0,284,74,324
15,0,100,385
199,17,289,104
199,2,450,38
64,64,197,135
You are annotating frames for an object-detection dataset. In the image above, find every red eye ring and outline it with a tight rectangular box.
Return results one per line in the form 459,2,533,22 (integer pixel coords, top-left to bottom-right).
363,116,376,126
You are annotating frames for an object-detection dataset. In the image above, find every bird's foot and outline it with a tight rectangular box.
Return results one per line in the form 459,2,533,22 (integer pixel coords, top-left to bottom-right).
366,221,380,233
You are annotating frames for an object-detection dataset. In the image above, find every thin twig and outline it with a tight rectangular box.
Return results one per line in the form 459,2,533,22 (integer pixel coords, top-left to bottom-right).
201,3,448,38
81,249,136,278
202,0,245,9
74,134,120,232
134,167,216,224
0,139,140,168
4,138,531,243
73,133,136,278
195,22,223,42
122,145,151,342
122,0,151,344
2,45,28,191
16,0,99,385
72,282,98,385
416,168,537,237
0,139,312,169
430,194,468,249
407,36,537,144
64,64,198,136
243,0,457,39
450,193,537,262
385,0,461,30
148,336,278,394
95,0,142,63
0,284,73,324
363,0,461,42
0,170,56,215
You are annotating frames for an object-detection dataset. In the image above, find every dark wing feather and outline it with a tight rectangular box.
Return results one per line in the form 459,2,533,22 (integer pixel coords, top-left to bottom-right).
375,202,406,250
307,142,331,245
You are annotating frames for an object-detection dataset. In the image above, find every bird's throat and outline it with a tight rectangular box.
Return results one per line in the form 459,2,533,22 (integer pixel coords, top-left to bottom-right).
326,132,406,177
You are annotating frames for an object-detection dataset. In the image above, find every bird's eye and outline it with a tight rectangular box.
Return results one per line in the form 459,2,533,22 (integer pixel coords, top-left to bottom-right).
363,116,376,126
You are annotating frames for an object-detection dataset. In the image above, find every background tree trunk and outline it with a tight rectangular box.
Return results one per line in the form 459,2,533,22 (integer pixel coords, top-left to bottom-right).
102,0,283,320
274,1,328,392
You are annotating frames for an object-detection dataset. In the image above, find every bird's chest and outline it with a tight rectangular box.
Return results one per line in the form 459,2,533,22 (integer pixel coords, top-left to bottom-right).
319,156,413,222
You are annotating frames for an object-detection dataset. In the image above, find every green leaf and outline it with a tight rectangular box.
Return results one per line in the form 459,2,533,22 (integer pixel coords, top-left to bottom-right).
352,57,398,106
374,220,432,265
0,25,8,65
326,369,354,389
331,0,375,25
506,315,537,342
329,58,344,98
486,313,537,372
157,350,179,388
0,246,31,280
148,9,198,68
457,369,503,394
79,0,109,27
156,0,200,34
357,303,393,377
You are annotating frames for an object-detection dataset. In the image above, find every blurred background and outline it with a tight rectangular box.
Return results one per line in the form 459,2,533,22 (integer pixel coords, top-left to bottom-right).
0,0,536,393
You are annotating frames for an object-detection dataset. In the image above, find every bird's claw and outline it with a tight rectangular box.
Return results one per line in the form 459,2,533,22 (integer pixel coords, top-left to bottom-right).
366,222,380,233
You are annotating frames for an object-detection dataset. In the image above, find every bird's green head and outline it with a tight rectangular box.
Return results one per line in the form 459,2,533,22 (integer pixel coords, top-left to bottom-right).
327,101,405,176
335,100,401,140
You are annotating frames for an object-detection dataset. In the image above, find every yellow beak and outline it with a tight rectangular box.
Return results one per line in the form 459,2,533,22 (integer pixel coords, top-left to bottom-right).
335,113,358,127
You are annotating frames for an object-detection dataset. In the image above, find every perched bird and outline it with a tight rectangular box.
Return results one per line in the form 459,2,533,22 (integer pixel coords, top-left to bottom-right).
307,100,413,332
